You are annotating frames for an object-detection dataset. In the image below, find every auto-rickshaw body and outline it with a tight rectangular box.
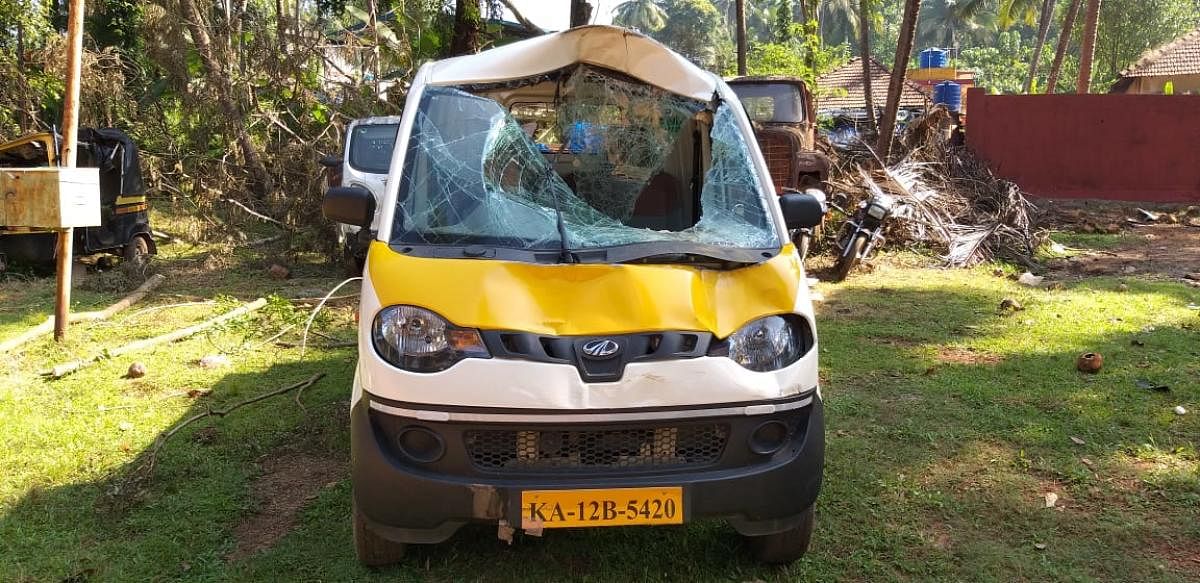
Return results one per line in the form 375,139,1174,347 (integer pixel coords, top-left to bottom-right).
330,25,826,565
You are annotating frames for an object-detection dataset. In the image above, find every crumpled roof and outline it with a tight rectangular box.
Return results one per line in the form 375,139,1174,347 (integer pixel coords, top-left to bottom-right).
426,25,720,101
1119,27,1200,78
816,57,930,110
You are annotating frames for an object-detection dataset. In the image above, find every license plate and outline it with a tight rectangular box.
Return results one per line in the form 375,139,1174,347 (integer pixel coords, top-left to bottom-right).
520,487,683,529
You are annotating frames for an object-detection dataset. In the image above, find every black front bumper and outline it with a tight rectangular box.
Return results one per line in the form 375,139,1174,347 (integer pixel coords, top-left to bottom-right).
352,393,824,544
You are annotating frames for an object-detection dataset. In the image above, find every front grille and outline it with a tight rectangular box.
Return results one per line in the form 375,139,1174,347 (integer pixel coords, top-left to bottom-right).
761,133,795,192
465,424,728,472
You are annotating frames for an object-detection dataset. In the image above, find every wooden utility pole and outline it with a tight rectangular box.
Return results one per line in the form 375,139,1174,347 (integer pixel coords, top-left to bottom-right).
735,0,748,75
55,0,86,341
1076,0,1101,94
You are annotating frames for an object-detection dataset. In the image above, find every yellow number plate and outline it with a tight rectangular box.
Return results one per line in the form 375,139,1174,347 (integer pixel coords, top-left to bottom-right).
520,487,683,529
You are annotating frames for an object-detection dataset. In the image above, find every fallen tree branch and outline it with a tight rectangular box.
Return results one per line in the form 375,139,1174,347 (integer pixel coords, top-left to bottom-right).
42,298,268,379
499,0,545,35
222,198,286,227
246,233,284,247
132,373,324,481
300,277,361,359
276,340,355,349
0,274,166,354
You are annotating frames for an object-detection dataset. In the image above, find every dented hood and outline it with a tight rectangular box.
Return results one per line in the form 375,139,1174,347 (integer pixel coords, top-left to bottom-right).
366,242,803,338
425,25,719,102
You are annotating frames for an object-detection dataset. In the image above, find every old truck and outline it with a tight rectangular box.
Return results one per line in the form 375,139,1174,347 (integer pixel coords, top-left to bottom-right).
726,76,830,194
727,77,831,258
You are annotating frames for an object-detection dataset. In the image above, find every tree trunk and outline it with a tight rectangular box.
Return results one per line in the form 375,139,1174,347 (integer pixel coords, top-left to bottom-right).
858,0,877,136
274,0,287,54
735,0,747,75
570,0,593,28
1045,0,1081,93
1076,0,1100,94
450,0,481,56
1023,0,1056,93
876,0,920,162
179,0,273,195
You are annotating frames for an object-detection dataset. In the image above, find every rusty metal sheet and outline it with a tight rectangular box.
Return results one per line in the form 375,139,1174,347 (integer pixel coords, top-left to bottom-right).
0,168,101,228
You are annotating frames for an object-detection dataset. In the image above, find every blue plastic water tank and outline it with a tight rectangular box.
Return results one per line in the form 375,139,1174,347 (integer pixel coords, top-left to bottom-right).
920,47,949,69
934,81,962,112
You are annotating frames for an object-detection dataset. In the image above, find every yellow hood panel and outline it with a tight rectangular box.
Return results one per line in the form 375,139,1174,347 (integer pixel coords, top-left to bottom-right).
367,242,802,338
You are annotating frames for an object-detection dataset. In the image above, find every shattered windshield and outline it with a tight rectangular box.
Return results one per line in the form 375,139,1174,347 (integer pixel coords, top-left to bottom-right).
392,66,780,261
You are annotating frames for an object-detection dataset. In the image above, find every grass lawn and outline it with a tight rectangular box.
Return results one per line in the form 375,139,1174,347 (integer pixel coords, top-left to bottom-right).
1,228,1197,581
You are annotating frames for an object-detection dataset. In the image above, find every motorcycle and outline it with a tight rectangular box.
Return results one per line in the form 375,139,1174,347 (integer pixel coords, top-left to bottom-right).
829,191,896,282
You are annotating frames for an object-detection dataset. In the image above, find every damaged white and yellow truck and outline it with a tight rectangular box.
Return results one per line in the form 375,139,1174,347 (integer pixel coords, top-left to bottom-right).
322,25,827,566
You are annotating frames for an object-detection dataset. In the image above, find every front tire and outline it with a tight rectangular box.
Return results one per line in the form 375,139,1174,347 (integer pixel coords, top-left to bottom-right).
745,505,815,564
122,235,151,269
831,233,867,282
354,504,407,567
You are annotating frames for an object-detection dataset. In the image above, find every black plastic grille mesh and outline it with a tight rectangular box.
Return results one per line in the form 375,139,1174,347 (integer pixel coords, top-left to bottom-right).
464,425,728,472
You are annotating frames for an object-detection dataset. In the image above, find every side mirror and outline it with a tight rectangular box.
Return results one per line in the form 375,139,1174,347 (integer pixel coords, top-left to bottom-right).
323,186,375,228
318,155,343,168
779,190,826,230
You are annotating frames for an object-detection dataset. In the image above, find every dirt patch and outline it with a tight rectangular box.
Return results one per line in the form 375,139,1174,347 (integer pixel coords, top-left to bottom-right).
1041,199,1200,278
1148,538,1200,574
934,346,1003,366
228,451,346,561
924,521,953,550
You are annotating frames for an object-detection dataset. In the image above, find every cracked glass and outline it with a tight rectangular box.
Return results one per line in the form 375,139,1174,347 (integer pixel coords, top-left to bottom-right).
391,67,780,258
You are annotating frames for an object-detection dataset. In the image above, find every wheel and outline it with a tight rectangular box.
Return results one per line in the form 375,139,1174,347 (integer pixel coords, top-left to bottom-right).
122,235,151,268
745,505,815,565
353,504,407,567
831,233,868,282
797,232,811,260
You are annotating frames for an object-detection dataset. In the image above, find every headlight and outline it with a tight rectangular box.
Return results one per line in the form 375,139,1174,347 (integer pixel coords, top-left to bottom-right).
708,315,810,372
866,194,894,220
372,306,489,372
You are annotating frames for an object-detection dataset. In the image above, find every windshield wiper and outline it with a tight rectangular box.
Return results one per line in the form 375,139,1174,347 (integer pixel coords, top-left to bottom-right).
618,252,752,269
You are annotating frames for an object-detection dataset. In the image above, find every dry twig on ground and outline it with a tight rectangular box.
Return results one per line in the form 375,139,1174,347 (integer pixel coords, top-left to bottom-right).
125,373,325,484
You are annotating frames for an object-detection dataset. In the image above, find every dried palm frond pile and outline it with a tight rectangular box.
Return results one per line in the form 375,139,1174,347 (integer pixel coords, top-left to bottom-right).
821,106,1044,267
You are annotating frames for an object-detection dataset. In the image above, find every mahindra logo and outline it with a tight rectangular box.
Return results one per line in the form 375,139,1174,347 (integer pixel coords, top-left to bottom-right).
581,339,620,360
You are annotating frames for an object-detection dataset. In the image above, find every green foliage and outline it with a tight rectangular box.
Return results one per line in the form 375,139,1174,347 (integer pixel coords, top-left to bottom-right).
734,21,849,88
1091,0,1199,90
87,0,143,52
648,0,732,71
613,0,669,33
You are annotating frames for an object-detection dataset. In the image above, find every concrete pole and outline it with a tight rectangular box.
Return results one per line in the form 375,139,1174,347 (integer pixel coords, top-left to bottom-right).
55,0,85,341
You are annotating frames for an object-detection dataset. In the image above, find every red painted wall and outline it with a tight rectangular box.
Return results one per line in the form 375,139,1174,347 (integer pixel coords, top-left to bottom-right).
965,88,1200,202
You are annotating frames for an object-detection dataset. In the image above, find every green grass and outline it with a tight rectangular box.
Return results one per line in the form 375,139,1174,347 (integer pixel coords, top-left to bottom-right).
1050,231,1133,251
1,233,1198,581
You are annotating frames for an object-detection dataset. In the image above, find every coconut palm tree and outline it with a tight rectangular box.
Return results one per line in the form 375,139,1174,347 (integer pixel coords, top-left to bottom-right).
918,0,995,48
1076,0,1100,93
877,0,921,161
1045,0,1082,92
613,0,668,33
859,0,878,136
998,0,1040,27
818,0,859,47
1023,0,1056,93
